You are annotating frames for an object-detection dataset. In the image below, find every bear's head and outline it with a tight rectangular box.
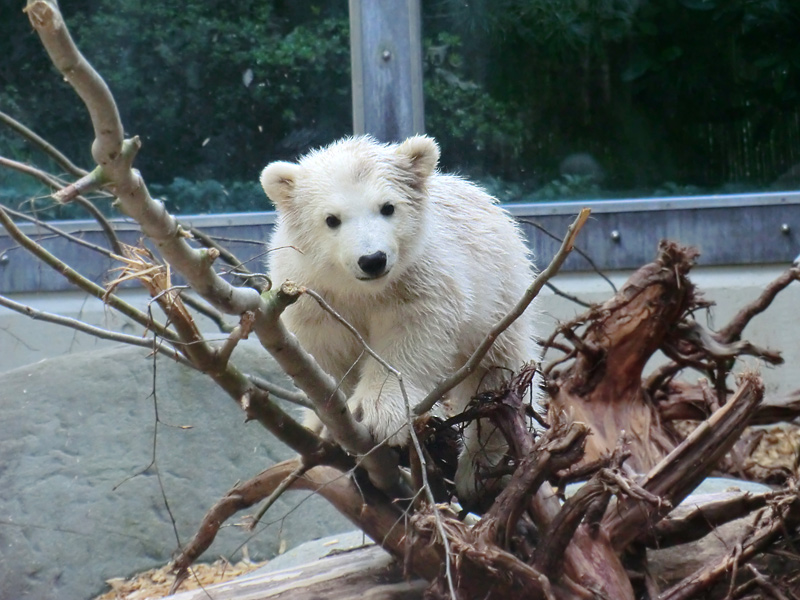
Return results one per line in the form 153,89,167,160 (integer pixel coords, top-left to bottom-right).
261,135,440,295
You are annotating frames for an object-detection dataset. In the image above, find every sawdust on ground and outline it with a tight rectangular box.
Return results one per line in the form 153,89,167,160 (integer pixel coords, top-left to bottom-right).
93,558,266,600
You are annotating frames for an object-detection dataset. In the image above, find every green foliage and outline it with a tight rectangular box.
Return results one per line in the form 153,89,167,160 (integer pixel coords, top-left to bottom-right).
0,2,350,187
423,33,528,177
425,0,800,197
529,175,603,202
66,2,351,184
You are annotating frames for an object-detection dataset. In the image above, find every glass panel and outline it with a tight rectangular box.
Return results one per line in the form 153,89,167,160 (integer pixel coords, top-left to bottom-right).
423,0,800,202
1,0,798,219
0,1,351,218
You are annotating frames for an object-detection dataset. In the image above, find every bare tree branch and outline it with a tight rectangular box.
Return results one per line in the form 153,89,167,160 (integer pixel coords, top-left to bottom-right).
519,217,618,293
256,283,404,494
716,266,800,343
0,293,190,365
245,373,310,408
604,372,765,551
658,492,800,600
172,460,443,590
0,155,122,253
0,205,180,344
0,109,87,177
3,205,116,257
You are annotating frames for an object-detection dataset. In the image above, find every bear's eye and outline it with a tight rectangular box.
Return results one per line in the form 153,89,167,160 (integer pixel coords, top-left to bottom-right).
380,203,395,217
325,215,341,229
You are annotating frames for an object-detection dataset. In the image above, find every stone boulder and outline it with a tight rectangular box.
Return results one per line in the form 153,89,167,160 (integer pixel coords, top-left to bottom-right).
0,343,351,600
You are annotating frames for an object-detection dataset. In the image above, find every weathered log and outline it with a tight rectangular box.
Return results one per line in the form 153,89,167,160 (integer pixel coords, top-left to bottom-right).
603,373,764,551
169,544,427,600
549,241,699,470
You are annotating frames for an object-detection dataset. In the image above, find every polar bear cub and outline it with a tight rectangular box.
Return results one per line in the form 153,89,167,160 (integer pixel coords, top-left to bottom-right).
260,135,540,499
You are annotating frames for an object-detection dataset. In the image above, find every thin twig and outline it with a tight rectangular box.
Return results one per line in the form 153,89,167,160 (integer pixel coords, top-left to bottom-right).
188,225,270,291
716,266,800,343
414,208,591,416
519,217,617,293
0,109,87,177
545,281,592,308
245,373,311,408
249,462,311,530
0,205,180,343
0,155,123,254
3,205,115,257
0,293,190,366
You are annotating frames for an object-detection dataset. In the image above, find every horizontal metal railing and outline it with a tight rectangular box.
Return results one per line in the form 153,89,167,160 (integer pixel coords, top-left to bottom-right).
2,191,799,294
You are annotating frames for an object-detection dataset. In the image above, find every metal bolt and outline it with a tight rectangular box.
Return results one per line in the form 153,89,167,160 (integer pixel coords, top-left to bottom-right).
610,230,621,243
382,49,391,61
0,254,8,266
781,223,791,235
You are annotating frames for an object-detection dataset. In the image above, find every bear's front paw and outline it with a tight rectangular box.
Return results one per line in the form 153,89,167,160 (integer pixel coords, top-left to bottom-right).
357,397,410,447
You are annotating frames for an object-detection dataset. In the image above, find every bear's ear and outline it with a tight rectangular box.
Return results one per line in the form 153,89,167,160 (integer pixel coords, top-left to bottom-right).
396,135,440,181
260,161,301,208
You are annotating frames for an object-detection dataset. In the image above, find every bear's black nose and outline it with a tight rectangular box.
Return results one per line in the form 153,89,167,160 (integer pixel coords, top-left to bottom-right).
358,251,387,277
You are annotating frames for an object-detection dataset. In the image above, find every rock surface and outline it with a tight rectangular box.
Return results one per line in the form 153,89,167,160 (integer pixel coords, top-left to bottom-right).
0,343,351,600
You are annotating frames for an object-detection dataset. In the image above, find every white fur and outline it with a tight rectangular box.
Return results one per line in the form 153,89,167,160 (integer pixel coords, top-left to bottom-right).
261,135,541,500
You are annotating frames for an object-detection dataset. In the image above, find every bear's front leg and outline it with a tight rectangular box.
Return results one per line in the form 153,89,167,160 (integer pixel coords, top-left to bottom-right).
349,369,416,447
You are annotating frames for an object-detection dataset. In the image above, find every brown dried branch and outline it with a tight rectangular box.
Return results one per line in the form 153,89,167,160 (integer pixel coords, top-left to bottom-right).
658,490,800,600
531,470,612,577
676,320,783,365
550,241,700,471
604,373,765,551
414,507,556,600
554,455,615,487
533,444,653,579
451,367,635,599
644,491,774,549
476,421,589,549
648,265,800,401
248,461,311,530
659,382,800,426
716,266,800,343
172,460,441,593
